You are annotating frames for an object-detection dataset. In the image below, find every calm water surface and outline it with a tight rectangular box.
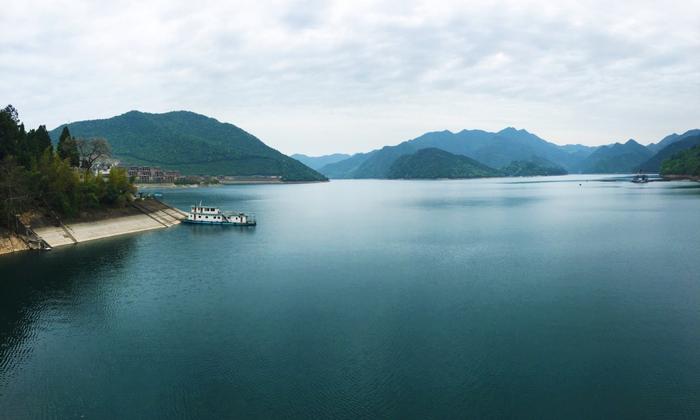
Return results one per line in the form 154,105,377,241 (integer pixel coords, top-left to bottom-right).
2,176,700,419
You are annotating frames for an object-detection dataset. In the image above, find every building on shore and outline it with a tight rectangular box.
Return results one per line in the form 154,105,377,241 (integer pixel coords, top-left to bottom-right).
118,167,283,184
216,175,283,184
93,159,121,177
126,166,182,183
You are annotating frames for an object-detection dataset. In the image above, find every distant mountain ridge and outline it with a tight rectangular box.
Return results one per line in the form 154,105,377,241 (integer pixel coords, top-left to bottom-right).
291,153,350,170
576,139,653,173
49,111,326,181
317,127,597,179
638,133,700,173
647,129,700,153
311,127,699,179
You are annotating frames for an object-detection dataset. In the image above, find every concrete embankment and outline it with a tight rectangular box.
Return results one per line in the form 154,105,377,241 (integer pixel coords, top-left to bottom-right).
25,200,187,250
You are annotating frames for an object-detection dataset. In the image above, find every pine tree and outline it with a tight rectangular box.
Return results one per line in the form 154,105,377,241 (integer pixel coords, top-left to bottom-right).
57,126,80,167
0,105,22,160
58,126,70,145
26,125,53,161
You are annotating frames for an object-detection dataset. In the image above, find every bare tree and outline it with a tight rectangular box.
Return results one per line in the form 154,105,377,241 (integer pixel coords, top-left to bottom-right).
76,138,111,172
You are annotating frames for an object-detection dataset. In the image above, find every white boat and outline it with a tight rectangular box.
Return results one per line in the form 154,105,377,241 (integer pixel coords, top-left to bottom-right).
183,203,256,226
632,173,649,183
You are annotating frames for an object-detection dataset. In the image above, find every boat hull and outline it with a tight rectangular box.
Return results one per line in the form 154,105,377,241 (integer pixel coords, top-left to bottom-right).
182,219,256,226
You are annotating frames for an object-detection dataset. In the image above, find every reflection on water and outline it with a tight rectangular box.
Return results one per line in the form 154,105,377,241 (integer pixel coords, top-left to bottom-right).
0,238,137,385
2,176,700,419
185,224,258,237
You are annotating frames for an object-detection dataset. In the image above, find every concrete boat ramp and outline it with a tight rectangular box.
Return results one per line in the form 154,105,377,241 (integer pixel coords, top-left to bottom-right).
32,200,187,249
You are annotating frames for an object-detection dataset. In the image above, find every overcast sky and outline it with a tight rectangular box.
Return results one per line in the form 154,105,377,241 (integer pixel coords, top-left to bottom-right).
1,0,698,155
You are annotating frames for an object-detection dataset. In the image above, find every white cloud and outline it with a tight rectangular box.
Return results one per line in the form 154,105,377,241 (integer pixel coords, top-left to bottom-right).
1,0,698,154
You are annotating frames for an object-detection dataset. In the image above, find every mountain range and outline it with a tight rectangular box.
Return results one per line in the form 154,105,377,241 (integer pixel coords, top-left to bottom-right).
49,111,327,182
290,153,350,170
46,110,698,181
305,128,700,179
638,131,700,173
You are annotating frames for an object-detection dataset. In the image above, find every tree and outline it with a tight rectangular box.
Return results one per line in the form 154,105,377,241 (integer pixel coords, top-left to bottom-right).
76,138,111,172
57,126,80,166
26,125,53,160
31,149,81,215
0,156,30,226
2,105,19,123
0,107,136,224
102,167,135,206
58,126,71,144
0,105,22,160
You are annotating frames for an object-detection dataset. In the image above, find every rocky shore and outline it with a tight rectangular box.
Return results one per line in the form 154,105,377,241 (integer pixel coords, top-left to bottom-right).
0,229,29,256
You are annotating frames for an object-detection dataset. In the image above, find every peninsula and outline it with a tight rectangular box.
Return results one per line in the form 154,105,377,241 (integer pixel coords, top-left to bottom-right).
0,105,185,256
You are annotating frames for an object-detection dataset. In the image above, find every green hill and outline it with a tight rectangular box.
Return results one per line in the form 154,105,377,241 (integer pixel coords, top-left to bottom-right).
319,128,595,179
501,156,568,176
387,148,501,179
577,140,653,173
49,111,326,181
660,145,700,177
638,134,700,173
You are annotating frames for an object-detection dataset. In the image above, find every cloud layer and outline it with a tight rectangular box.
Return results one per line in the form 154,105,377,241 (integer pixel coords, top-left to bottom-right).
2,0,699,154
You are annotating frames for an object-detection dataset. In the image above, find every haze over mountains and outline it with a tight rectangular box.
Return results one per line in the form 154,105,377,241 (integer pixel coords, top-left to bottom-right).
45,109,698,181
304,128,700,179
290,153,350,170
638,131,700,173
49,111,327,182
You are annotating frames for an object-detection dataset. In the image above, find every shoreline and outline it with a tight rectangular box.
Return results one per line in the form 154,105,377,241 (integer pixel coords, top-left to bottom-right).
1,199,186,256
661,174,700,182
136,179,328,189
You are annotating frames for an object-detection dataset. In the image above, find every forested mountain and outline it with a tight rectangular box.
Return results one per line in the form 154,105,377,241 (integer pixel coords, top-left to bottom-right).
576,140,653,173
660,145,700,177
49,111,326,181
501,156,568,176
291,153,350,170
647,129,700,153
386,148,501,179
318,128,595,179
638,135,700,173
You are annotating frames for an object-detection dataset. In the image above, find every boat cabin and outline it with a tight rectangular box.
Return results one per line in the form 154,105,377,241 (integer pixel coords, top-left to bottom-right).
185,204,256,226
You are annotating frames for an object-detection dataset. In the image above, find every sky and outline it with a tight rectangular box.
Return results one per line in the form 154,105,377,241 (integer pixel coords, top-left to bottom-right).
1,0,699,155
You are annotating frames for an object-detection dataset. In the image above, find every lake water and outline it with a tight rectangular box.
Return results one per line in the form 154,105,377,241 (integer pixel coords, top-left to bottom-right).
2,176,700,419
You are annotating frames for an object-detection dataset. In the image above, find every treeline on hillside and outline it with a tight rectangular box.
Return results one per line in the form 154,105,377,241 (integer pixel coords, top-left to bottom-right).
0,105,135,226
660,145,700,177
